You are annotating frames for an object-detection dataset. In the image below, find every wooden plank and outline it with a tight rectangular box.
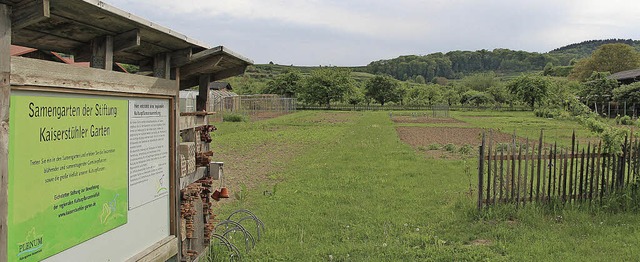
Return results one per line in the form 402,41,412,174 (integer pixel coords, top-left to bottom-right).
91,35,114,70
0,5,9,261
11,0,49,30
10,56,177,96
125,236,179,262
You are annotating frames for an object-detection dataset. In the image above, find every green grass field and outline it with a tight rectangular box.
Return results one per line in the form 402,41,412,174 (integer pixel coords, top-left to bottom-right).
209,111,640,261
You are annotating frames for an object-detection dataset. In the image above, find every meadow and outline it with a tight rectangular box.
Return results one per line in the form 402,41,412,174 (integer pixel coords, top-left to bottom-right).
208,110,640,261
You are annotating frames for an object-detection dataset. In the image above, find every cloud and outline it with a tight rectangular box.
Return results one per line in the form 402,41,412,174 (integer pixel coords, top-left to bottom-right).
106,0,640,65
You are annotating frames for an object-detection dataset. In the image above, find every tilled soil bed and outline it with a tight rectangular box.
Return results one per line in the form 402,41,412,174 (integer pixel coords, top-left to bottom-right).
391,116,467,124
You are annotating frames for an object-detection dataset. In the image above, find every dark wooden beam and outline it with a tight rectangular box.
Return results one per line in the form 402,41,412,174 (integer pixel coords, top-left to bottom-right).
179,55,223,80
113,28,140,52
11,0,49,30
197,74,210,111
170,47,192,68
153,52,171,79
90,35,113,70
0,4,10,261
212,65,248,81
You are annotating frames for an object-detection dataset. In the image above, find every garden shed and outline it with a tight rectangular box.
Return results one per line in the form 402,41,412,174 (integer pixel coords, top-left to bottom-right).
0,0,252,261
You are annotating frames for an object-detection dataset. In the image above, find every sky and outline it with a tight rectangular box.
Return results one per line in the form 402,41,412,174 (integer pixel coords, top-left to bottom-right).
106,0,640,66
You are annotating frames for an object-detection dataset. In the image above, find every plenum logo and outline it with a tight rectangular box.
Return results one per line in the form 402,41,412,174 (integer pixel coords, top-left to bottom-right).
17,227,44,259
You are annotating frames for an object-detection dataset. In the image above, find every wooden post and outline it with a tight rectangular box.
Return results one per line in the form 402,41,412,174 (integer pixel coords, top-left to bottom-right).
197,74,210,111
91,35,114,70
478,132,485,211
172,67,182,261
0,4,10,261
154,53,171,79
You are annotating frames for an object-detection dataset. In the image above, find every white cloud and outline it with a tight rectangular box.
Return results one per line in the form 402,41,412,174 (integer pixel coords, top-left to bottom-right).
106,0,640,65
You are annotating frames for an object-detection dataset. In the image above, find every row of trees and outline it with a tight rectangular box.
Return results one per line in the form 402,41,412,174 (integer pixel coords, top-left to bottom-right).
252,42,640,112
262,67,561,109
366,49,563,82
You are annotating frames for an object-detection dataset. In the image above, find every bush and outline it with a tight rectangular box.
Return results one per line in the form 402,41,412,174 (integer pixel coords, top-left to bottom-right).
223,113,246,122
428,144,441,150
615,115,634,125
444,143,456,152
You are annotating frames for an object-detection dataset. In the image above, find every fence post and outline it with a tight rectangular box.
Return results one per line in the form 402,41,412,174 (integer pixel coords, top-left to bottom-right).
478,132,486,211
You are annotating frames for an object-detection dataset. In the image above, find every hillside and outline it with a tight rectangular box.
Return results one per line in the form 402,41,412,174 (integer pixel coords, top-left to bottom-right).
549,39,640,60
226,39,639,94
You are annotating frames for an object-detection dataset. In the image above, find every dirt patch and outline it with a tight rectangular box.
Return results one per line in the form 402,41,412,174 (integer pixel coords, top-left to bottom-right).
211,141,301,197
392,116,466,125
396,126,531,159
249,111,290,121
304,112,357,124
396,126,529,147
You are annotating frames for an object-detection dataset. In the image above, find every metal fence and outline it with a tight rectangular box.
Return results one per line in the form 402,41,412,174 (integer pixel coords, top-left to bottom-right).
216,94,297,120
298,104,532,112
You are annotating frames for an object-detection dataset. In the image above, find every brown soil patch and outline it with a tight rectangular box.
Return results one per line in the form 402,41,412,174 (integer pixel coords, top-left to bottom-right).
397,127,528,147
396,126,530,159
392,116,466,125
210,141,301,198
249,111,290,121
304,112,357,124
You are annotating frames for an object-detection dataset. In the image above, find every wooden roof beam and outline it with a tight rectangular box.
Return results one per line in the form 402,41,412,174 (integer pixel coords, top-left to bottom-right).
212,65,247,81
12,0,49,30
113,28,140,53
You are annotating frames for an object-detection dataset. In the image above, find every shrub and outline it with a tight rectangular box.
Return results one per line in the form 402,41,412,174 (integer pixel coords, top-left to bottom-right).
458,144,474,155
444,143,456,152
223,113,246,122
428,144,441,150
615,115,634,125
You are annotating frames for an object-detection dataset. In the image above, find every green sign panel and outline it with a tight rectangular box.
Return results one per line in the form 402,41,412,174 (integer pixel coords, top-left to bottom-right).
8,93,128,261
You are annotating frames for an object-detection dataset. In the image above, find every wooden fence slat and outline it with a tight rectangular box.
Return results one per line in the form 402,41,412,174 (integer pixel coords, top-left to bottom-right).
563,149,569,203
536,131,543,201
557,147,563,199
523,138,530,206
493,148,498,206
569,136,576,204
511,133,517,202
486,130,493,205
478,132,485,211
517,141,523,206
499,148,504,203
529,144,535,203
579,147,586,202
547,147,553,203
599,143,606,202
589,144,596,201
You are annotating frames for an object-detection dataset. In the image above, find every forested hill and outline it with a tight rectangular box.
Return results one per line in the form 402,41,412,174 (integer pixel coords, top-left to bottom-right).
549,39,640,59
365,39,639,82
